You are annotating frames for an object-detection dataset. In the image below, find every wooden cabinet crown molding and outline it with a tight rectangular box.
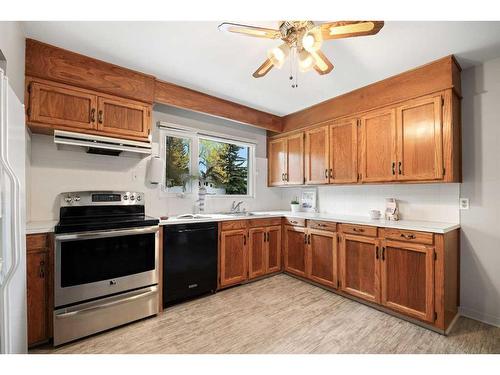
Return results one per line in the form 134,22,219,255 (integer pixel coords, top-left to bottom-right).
282,55,461,132
26,39,156,104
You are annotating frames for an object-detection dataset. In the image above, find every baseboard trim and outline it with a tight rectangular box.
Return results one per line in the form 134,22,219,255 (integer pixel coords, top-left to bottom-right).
459,306,500,328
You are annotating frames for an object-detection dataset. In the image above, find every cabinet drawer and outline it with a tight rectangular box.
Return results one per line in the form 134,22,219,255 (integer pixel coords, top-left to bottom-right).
340,223,377,237
383,228,433,245
284,217,306,227
307,220,337,231
27,234,48,252
221,220,248,231
248,217,282,228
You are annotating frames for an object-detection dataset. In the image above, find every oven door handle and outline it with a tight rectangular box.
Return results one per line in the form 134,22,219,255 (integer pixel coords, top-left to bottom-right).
55,225,159,241
55,287,158,319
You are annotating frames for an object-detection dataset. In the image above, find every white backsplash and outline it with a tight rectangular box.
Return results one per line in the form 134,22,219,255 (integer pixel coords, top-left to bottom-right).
281,183,460,223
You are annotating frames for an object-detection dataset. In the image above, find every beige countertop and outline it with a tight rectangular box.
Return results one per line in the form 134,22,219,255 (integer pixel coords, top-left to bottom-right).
26,212,460,235
159,211,460,234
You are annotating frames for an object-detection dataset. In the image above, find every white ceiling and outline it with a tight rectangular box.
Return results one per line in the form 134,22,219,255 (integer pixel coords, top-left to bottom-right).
23,21,500,116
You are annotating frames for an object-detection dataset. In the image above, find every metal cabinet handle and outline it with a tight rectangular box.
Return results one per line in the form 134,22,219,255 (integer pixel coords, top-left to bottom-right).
392,162,396,175
90,108,96,123
285,173,288,181
308,234,311,244
375,246,379,260
325,169,328,179
329,168,333,179
290,220,298,225
398,161,402,175
304,233,307,244
39,260,45,279
98,110,103,124
243,235,246,245
317,223,326,227
382,247,386,261
353,227,364,233
401,233,416,240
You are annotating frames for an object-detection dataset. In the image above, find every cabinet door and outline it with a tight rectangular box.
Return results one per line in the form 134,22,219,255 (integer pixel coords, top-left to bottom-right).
27,251,48,346
29,81,97,130
305,125,329,184
380,240,435,322
359,108,397,182
286,133,304,185
307,229,337,289
248,227,266,279
340,234,380,303
284,226,307,277
396,96,443,181
266,225,282,274
220,229,248,287
329,118,358,184
97,97,150,139
268,138,287,186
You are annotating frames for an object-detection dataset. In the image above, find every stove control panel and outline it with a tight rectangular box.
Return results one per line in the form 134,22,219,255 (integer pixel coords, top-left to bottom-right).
60,191,145,206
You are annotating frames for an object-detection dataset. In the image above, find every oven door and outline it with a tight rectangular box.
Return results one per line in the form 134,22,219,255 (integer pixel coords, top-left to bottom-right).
55,226,159,307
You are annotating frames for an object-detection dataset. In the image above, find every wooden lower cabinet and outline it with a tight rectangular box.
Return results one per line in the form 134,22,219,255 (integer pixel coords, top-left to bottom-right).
380,240,435,322
284,226,307,277
307,229,337,288
220,229,248,287
339,234,380,304
248,227,266,279
266,226,282,273
26,233,52,347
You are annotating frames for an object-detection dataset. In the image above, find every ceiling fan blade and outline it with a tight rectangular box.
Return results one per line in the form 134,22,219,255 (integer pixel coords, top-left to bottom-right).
311,50,334,75
218,22,281,39
253,58,274,78
320,21,384,40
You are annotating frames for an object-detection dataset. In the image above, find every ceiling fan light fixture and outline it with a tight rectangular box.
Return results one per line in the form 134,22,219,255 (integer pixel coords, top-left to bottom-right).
329,21,375,36
301,28,322,52
298,50,315,72
267,43,290,69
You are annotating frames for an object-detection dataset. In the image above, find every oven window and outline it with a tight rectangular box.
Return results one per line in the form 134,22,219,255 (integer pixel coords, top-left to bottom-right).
60,233,155,287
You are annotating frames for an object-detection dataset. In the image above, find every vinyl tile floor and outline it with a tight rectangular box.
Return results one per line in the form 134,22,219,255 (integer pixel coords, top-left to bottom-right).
31,274,500,354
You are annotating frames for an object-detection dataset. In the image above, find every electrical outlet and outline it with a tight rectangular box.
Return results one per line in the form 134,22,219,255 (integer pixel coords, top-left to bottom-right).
459,198,470,210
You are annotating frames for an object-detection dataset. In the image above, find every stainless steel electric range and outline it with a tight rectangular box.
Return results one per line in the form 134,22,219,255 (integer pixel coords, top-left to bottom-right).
53,191,160,346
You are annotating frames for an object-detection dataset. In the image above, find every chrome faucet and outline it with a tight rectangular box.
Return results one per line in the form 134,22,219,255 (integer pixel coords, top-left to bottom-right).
231,200,244,213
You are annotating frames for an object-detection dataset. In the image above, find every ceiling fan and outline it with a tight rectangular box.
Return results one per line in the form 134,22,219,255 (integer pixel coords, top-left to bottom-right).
218,21,384,86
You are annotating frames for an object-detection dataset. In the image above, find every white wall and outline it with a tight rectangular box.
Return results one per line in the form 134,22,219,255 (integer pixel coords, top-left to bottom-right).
28,105,284,221
281,184,460,223
460,57,500,327
0,21,25,103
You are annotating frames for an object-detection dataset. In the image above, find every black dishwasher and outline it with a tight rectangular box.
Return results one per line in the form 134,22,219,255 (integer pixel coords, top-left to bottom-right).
163,222,218,307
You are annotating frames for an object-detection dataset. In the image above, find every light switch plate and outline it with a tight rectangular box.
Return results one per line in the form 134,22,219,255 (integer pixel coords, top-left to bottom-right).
459,198,470,210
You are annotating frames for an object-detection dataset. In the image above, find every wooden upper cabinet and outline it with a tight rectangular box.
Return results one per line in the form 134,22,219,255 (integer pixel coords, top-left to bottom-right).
28,81,97,131
380,240,435,322
329,118,358,184
220,229,248,287
97,97,151,139
266,226,282,274
248,227,266,279
284,226,307,277
396,95,444,181
339,234,380,304
305,125,329,184
359,108,397,183
307,229,337,289
268,138,287,186
286,133,304,185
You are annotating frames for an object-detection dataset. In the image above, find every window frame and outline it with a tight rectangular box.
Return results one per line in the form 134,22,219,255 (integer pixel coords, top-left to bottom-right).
158,123,256,199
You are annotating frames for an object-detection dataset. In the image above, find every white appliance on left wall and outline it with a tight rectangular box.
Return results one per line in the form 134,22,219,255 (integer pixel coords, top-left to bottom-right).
0,68,27,354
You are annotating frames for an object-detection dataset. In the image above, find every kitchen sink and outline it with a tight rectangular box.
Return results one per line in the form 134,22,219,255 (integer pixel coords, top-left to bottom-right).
175,214,215,219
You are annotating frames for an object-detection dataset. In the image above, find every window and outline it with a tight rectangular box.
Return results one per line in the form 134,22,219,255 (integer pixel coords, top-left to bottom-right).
161,125,254,197
164,135,192,193
199,137,250,196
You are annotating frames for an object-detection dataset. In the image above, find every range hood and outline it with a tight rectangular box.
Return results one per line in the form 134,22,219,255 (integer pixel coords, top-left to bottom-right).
54,130,152,156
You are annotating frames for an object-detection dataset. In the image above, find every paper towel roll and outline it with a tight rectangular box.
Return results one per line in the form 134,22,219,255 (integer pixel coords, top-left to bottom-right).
147,156,164,184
